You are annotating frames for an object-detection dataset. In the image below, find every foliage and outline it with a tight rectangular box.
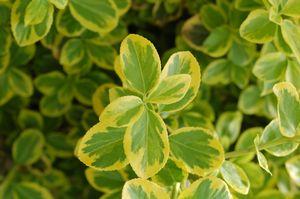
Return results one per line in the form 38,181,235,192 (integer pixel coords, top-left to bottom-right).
1,0,300,198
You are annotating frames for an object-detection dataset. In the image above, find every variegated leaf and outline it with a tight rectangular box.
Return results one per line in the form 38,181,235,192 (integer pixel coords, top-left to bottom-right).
13,129,45,165
124,108,169,178
99,96,144,127
122,178,169,199
146,74,191,104
85,168,124,193
220,161,250,195
77,122,128,171
285,155,300,186
69,0,118,34
178,176,231,199
273,82,300,137
169,127,224,176
11,0,54,46
261,120,298,156
120,34,161,94
159,51,201,113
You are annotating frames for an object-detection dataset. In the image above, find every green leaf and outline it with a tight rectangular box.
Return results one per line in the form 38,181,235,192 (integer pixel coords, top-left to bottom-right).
281,20,300,64
13,129,45,165
254,135,272,175
202,59,230,85
220,161,250,195
256,190,285,199
285,155,300,186
13,182,53,199
120,34,161,94
201,26,232,57
46,132,75,158
85,168,124,192
11,0,54,46
216,111,243,149
239,162,265,189
49,0,68,9
274,26,293,55
0,47,10,75
169,127,224,176
24,0,49,26
18,109,44,130
69,0,118,34
57,78,74,104
281,0,300,17
152,159,187,187
235,127,263,163
178,176,231,199
159,51,201,113
86,40,117,70
112,0,131,16
0,73,14,105
63,52,92,75
240,9,277,43
199,4,227,31
235,0,263,11
99,96,144,127
122,178,169,199
124,108,169,178
34,71,65,95
273,82,300,137
60,39,85,66
9,43,36,66
230,64,250,89
253,52,287,81
55,7,85,37
286,59,300,90
181,15,208,51
78,122,128,170
8,68,33,97
93,83,116,116
261,120,298,156
147,74,191,104
74,78,97,106
238,86,264,115
40,94,71,117
228,39,256,66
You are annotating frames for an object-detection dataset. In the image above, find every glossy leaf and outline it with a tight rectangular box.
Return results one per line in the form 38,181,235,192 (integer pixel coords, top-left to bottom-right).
78,122,128,171
261,120,298,156
253,52,287,81
281,20,300,64
220,161,250,195
122,178,169,199
169,127,224,176
69,0,118,34
85,168,124,192
179,177,231,199
120,34,161,94
273,82,300,137
99,96,144,127
285,155,300,186
147,74,191,104
159,51,201,112
240,9,277,43
13,129,45,165
11,0,54,46
124,108,169,178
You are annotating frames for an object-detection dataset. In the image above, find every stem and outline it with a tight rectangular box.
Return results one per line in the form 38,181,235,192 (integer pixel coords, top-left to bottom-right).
225,135,300,159
171,183,181,199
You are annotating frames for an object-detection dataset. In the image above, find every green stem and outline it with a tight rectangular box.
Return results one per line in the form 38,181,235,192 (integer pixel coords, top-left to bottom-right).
225,135,300,159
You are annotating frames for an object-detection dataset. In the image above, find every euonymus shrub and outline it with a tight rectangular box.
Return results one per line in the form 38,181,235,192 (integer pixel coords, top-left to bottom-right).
1,0,300,198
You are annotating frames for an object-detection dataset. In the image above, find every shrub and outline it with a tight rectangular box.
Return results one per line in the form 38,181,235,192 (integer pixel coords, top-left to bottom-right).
1,0,300,198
